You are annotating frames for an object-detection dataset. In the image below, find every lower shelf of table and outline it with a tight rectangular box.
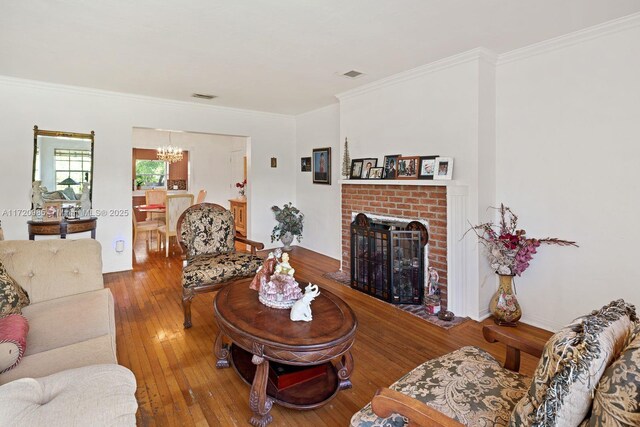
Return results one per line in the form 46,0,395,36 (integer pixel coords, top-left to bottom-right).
230,344,340,410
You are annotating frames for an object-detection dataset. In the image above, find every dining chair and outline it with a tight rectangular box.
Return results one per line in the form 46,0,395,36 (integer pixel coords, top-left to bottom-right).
145,189,167,221
196,189,207,204
158,193,194,257
132,216,161,251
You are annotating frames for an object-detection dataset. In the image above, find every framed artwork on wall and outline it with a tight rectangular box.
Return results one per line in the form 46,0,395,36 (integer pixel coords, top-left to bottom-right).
350,159,364,179
312,148,331,184
396,156,419,179
434,157,454,180
360,158,378,178
382,155,400,179
418,155,439,180
368,167,383,179
301,157,311,172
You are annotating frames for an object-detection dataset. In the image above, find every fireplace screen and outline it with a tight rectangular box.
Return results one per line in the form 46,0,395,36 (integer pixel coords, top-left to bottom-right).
350,213,428,304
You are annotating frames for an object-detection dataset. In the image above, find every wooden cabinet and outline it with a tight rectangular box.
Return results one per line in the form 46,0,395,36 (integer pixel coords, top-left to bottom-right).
229,198,247,236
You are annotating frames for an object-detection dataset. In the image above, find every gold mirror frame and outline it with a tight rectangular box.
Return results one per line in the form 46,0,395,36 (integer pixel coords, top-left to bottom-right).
32,125,95,203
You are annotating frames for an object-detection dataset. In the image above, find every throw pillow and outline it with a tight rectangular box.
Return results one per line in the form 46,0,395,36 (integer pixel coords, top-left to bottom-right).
0,261,30,316
510,299,636,427
586,323,640,426
0,314,29,373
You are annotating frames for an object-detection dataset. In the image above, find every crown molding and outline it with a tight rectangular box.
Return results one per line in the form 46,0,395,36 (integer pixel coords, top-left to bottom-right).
0,75,295,121
336,48,497,101
499,12,640,65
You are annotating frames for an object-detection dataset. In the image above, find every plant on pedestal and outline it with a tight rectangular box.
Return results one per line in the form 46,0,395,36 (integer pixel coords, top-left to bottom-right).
271,203,304,251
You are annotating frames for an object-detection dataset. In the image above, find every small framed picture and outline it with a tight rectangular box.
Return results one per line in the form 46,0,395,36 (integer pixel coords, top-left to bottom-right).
312,148,331,184
350,159,364,179
382,155,400,179
368,167,383,179
42,201,62,222
360,158,378,178
396,156,419,179
301,157,311,172
434,157,454,180
418,155,439,180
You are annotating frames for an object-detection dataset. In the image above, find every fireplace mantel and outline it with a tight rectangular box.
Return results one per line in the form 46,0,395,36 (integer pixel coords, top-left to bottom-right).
340,179,459,187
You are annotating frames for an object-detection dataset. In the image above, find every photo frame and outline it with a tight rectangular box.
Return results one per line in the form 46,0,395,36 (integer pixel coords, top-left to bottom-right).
301,157,311,172
418,155,439,180
312,148,331,184
42,201,62,222
396,156,419,179
350,159,364,179
360,158,378,178
368,167,383,179
434,157,454,180
382,155,400,179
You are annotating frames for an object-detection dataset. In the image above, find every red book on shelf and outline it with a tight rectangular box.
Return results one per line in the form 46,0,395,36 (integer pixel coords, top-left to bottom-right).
268,363,328,390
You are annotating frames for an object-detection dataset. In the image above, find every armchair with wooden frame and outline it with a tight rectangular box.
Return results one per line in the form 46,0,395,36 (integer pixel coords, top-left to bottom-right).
352,300,640,427
176,203,264,328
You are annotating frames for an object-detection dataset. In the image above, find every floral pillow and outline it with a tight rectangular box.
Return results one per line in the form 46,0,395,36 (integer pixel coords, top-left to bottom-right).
585,324,640,426
510,300,636,426
0,261,30,316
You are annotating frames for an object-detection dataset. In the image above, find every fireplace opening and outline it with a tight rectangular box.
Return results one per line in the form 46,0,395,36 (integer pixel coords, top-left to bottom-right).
350,213,428,304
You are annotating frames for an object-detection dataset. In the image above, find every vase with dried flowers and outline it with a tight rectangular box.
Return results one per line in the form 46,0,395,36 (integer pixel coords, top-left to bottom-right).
470,204,578,326
235,179,247,199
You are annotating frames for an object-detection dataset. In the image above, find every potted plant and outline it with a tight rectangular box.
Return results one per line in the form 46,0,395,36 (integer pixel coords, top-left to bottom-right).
135,176,144,190
470,204,577,326
271,202,304,251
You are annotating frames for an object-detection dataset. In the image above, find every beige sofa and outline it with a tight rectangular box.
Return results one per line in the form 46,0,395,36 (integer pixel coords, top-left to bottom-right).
0,239,137,425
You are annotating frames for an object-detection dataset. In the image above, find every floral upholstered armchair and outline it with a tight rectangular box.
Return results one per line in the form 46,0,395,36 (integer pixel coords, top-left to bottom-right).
177,203,264,328
351,300,640,427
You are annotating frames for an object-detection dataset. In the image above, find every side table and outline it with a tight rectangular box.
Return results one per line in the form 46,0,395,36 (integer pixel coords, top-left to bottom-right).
27,217,98,240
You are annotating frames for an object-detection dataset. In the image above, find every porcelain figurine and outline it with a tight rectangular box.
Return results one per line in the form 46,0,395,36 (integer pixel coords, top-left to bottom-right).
31,180,44,209
80,183,91,218
250,250,280,291
274,252,295,276
290,283,320,322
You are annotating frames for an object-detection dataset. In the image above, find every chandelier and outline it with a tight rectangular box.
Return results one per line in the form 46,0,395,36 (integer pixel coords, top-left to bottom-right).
157,132,183,163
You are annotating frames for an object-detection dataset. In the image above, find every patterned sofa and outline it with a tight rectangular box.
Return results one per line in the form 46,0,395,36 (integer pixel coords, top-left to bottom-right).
351,300,640,427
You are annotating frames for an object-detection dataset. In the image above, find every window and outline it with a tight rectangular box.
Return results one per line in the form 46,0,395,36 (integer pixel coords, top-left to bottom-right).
135,160,167,189
54,149,92,194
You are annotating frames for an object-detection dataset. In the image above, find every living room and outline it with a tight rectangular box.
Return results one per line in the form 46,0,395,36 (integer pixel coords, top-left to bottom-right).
1,2,640,426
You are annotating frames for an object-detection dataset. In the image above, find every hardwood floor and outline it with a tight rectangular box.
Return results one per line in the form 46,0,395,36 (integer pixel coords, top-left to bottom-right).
106,238,543,426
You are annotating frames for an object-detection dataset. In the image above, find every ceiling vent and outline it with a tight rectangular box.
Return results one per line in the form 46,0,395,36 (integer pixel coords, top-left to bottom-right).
191,93,217,100
341,70,365,79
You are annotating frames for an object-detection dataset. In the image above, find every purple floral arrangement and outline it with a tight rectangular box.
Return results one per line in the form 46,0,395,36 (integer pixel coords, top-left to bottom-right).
470,204,577,276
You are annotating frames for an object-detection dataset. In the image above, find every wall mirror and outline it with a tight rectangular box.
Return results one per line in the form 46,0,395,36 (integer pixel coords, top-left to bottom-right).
32,125,95,204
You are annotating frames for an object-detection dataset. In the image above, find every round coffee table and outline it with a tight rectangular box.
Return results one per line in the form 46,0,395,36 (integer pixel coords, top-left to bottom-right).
214,279,357,427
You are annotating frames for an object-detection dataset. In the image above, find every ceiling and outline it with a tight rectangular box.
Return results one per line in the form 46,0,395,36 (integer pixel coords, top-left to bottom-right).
2,1,639,115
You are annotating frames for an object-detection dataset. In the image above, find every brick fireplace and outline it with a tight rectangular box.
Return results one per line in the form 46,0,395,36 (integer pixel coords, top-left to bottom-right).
341,184,449,307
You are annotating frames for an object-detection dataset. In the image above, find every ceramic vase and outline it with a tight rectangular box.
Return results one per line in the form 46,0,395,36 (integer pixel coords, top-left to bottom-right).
489,274,522,327
280,232,294,251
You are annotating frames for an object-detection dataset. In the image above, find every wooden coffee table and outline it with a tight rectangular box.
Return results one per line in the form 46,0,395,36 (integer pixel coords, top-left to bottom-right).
213,279,357,427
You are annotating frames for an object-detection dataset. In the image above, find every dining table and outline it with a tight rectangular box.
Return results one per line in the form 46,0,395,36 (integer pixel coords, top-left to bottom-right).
135,204,166,214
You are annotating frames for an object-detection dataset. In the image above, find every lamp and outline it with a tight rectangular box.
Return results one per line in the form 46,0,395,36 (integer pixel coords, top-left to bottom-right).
58,177,79,187
157,132,183,164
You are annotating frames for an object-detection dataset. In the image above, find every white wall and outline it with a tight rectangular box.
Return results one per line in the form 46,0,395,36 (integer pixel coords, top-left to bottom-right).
496,23,640,330
132,128,247,207
295,104,341,259
0,77,296,273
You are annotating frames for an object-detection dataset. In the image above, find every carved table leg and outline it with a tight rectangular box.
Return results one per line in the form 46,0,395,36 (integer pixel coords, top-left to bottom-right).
337,351,354,390
249,344,273,427
213,331,230,368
